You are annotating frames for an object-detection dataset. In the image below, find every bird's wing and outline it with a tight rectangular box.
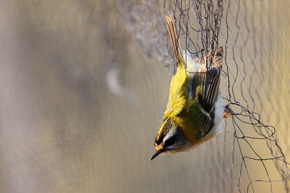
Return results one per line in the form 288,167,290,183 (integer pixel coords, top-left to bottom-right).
190,48,223,139
199,67,221,112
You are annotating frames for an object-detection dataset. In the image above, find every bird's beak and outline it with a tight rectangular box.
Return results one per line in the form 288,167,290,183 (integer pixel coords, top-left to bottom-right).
150,149,164,161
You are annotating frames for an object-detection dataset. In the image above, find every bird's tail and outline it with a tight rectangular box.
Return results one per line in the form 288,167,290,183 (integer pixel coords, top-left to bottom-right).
165,16,222,71
165,16,184,68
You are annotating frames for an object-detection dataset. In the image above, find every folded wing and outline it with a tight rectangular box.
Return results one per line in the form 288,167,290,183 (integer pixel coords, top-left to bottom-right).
190,47,223,139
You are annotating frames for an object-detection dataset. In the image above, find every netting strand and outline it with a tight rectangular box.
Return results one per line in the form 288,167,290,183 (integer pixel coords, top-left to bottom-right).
119,0,290,192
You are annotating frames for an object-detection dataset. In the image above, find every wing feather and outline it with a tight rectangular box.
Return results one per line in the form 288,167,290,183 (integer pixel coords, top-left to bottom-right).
191,47,223,139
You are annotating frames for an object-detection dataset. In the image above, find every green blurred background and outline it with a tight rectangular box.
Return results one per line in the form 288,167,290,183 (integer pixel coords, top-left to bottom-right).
0,0,289,193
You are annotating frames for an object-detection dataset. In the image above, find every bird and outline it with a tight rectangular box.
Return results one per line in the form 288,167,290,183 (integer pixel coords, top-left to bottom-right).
151,16,229,161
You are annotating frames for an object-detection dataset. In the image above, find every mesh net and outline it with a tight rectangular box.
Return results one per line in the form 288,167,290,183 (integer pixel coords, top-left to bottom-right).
119,0,290,192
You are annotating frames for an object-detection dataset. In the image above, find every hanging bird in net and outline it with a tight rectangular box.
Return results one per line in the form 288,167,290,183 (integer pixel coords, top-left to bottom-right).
119,0,290,192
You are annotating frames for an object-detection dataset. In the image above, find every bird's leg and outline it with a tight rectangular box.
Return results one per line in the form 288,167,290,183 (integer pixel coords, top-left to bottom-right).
223,104,231,118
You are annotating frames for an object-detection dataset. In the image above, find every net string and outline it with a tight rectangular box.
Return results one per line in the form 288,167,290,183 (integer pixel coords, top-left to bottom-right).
118,0,290,192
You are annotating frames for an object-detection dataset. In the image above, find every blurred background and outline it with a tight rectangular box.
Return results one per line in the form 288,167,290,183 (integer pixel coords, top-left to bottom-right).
0,0,289,193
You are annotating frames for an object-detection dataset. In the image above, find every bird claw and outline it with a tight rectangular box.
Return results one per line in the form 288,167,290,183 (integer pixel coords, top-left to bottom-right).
223,104,231,118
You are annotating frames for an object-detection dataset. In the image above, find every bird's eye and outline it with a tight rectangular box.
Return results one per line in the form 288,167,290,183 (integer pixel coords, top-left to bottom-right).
164,137,175,147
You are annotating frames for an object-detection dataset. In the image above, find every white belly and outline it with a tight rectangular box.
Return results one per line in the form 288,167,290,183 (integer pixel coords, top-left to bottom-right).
211,92,224,135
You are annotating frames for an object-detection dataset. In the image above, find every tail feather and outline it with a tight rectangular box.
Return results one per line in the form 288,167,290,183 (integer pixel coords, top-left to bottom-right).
165,16,183,67
165,16,222,71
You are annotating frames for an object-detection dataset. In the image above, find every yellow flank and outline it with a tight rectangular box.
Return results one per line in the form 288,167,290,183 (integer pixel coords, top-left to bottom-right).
167,67,187,115
165,69,199,143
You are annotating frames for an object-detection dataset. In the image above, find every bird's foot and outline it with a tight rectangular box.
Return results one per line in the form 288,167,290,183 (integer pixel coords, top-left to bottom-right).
223,104,231,118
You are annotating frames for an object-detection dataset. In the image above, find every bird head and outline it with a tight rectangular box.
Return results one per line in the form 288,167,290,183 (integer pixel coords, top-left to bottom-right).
151,117,192,160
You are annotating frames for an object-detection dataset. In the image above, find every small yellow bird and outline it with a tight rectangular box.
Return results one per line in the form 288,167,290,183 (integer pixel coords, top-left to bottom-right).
151,16,228,160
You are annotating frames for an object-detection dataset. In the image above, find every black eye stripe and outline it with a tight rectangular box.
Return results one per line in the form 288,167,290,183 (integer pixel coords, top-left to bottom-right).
164,136,175,147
